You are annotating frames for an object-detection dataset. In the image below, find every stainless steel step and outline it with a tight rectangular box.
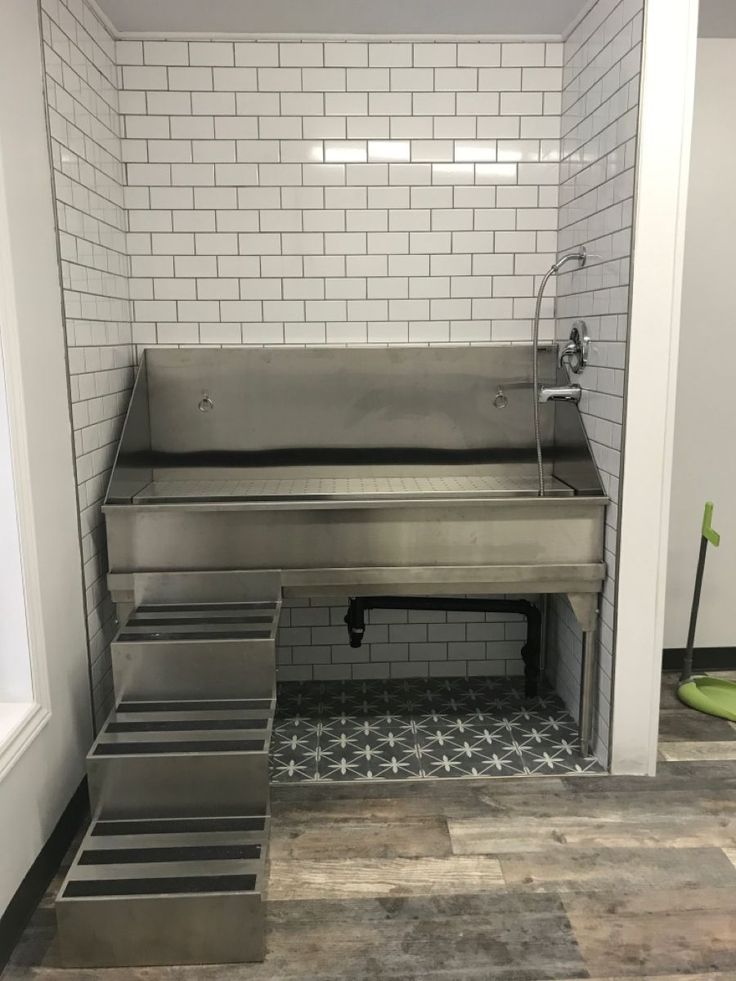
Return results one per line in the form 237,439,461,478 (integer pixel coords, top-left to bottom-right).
87,701,273,818
112,600,280,700
57,814,269,966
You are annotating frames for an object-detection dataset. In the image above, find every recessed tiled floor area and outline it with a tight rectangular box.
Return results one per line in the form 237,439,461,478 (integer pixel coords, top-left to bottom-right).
271,677,603,782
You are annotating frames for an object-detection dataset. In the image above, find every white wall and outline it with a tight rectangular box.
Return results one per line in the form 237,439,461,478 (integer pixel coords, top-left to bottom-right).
665,38,736,650
0,0,91,916
699,0,736,38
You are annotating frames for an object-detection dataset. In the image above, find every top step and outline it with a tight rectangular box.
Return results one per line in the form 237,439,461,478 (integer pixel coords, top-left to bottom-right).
118,601,280,642
112,600,281,701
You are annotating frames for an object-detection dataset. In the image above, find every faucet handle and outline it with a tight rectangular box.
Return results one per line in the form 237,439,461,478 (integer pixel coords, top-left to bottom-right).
559,321,589,374
559,339,578,366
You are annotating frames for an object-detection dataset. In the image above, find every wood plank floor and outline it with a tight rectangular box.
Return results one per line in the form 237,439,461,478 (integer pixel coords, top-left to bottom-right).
3,675,736,980
659,670,736,762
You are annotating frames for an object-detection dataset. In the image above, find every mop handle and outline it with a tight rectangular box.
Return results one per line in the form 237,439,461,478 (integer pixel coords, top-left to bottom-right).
681,502,720,681
702,501,721,547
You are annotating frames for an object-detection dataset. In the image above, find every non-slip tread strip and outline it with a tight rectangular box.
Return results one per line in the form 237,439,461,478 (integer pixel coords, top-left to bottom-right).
79,844,262,865
117,629,271,641
106,719,269,733
63,874,257,898
133,600,276,614
93,738,266,755
127,615,273,626
91,817,267,836
117,699,272,712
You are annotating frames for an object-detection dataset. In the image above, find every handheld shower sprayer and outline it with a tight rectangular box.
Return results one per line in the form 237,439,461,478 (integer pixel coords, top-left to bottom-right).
532,248,587,497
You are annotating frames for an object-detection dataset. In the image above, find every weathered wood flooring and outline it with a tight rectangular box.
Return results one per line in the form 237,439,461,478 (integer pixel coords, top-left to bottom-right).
3,673,736,980
659,670,736,761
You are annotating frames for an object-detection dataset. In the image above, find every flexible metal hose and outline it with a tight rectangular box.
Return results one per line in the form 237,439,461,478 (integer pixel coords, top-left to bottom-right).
532,267,556,498
532,250,585,497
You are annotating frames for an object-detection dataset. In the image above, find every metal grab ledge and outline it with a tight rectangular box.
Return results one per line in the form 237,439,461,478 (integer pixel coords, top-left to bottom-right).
130,471,578,505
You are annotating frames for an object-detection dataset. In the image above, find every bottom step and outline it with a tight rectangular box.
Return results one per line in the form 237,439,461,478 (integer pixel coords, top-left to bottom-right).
57,814,269,967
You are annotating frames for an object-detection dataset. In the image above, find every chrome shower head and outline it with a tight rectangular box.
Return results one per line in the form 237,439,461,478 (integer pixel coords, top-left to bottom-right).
552,247,587,274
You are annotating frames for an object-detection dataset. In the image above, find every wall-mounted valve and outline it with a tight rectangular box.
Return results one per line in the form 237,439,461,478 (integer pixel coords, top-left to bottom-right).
559,320,590,374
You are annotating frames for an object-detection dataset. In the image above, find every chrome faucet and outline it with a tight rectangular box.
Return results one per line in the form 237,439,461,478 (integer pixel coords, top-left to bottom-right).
538,384,582,404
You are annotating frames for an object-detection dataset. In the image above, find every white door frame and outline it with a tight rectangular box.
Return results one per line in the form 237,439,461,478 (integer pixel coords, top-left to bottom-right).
611,0,700,774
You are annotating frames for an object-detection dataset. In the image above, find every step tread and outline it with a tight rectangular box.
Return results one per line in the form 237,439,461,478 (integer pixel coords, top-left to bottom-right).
114,601,281,644
89,701,274,758
116,697,275,714
59,815,269,902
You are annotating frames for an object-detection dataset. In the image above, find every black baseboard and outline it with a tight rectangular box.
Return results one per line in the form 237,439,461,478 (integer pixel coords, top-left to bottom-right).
663,647,736,673
0,779,88,972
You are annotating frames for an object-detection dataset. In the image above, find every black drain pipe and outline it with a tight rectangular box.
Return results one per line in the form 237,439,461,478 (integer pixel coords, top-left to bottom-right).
344,596,541,697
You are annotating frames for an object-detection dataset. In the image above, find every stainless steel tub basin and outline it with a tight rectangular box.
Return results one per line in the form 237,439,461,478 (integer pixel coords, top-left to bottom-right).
104,346,606,604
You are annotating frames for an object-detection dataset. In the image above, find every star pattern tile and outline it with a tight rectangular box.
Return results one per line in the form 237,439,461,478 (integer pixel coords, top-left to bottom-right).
271,677,603,783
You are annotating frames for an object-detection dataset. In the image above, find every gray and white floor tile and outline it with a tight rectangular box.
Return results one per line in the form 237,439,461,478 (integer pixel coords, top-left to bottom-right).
271,677,603,782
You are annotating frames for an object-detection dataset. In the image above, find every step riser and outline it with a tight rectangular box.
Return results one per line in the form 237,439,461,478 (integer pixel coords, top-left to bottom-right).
57,812,269,967
112,639,275,700
88,754,269,819
58,890,265,967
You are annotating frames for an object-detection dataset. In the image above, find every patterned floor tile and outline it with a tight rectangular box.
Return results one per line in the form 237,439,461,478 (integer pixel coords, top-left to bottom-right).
320,745,422,781
520,747,602,775
271,677,603,783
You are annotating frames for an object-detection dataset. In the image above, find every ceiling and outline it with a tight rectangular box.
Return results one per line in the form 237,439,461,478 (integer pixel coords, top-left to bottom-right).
93,0,591,38
699,0,736,37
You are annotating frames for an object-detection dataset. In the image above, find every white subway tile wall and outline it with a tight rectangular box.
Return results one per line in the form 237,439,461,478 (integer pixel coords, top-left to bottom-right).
548,0,644,758
277,598,532,682
41,0,135,727
117,39,563,349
